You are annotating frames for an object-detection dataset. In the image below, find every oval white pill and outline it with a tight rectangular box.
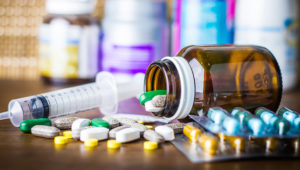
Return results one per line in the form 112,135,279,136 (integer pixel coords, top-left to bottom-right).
143,130,164,143
116,128,140,143
109,125,130,138
155,126,175,141
130,123,147,134
54,117,79,130
72,126,94,139
145,101,163,112
80,127,109,142
31,125,60,138
71,118,91,130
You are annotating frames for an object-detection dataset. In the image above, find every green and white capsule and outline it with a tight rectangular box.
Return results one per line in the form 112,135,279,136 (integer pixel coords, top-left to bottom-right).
245,116,265,137
207,107,229,125
278,107,300,131
256,107,290,135
256,107,278,125
222,117,240,135
231,107,265,136
231,107,252,125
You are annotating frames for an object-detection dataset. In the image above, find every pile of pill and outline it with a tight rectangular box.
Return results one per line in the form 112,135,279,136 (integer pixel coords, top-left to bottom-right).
138,90,299,156
19,115,186,151
18,87,300,160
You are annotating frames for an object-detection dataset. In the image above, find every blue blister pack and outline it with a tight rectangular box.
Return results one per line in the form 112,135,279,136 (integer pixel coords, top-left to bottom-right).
171,107,300,163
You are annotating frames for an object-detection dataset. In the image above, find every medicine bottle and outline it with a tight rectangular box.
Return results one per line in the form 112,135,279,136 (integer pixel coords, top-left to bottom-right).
144,45,282,121
101,0,168,82
39,0,100,84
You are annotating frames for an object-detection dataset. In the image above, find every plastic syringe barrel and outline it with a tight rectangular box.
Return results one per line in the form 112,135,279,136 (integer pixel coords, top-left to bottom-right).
116,73,145,101
5,72,145,127
96,72,145,115
7,83,103,127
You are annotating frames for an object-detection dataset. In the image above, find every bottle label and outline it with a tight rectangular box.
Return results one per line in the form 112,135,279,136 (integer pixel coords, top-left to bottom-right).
234,0,298,89
229,50,277,107
178,0,233,48
38,19,99,79
101,40,155,75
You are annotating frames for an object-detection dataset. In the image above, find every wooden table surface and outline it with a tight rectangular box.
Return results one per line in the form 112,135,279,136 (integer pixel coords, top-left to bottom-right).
0,79,299,170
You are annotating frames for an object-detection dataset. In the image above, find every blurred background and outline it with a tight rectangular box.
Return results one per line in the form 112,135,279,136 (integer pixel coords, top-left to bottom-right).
0,0,298,90
0,0,105,80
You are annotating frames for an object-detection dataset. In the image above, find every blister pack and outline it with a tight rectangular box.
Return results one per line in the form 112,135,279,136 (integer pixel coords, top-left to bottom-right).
172,107,300,163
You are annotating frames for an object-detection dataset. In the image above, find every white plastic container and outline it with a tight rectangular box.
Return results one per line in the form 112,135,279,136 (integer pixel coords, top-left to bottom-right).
101,0,169,82
39,0,100,84
234,0,298,90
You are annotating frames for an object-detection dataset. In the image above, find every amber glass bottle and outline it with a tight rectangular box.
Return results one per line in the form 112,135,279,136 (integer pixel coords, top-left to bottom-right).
145,45,282,121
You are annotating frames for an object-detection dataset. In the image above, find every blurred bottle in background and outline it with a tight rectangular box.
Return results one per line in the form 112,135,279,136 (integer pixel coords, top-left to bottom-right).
171,0,235,55
39,0,100,84
235,0,298,91
101,0,169,82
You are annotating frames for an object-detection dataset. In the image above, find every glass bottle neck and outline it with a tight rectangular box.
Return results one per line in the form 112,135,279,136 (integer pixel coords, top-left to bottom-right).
145,56,195,120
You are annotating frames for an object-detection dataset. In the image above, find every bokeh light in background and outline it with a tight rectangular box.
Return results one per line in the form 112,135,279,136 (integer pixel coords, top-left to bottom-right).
0,0,173,80
0,0,297,90
0,0,105,80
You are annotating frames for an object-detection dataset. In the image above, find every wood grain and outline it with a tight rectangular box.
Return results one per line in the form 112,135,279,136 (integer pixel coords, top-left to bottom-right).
0,80,299,170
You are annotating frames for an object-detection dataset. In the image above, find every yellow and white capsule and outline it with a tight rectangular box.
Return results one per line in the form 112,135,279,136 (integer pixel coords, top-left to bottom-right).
252,137,280,152
265,138,280,152
183,124,202,142
226,136,246,152
218,133,226,142
198,133,219,155
293,138,299,153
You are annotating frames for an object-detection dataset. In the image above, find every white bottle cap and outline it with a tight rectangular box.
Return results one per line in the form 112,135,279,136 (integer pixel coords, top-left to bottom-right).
46,0,97,15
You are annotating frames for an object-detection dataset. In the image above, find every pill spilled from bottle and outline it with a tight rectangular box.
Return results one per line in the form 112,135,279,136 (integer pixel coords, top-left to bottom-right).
139,90,167,113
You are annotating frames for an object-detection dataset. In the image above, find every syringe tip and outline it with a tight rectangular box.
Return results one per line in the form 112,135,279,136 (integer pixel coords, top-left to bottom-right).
0,111,9,120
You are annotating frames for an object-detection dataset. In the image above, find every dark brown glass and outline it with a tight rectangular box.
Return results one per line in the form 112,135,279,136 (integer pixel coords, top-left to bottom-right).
41,14,99,85
145,45,282,118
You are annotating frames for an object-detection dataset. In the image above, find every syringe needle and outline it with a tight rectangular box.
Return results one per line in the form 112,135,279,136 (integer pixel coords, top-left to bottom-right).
0,111,9,120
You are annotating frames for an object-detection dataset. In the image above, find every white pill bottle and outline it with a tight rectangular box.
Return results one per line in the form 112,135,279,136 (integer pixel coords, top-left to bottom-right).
234,0,298,91
39,0,100,84
101,0,169,82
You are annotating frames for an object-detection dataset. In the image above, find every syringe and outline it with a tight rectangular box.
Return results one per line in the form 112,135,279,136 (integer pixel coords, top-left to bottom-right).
0,72,145,127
